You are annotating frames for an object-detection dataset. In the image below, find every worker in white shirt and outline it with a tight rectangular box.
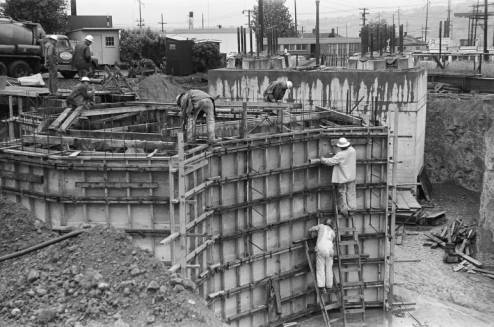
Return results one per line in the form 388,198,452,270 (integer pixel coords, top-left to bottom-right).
309,218,336,291
318,137,357,217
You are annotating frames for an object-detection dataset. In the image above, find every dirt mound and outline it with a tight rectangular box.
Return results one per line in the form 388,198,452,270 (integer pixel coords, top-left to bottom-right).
137,73,208,102
0,224,223,327
0,197,57,256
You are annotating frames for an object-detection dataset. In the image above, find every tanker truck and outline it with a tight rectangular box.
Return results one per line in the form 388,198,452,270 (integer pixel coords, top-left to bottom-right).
0,16,93,78
0,16,46,77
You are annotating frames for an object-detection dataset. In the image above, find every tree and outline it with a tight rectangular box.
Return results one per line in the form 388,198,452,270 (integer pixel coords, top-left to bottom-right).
192,42,222,72
252,0,296,38
120,28,166,67
1,0,68,33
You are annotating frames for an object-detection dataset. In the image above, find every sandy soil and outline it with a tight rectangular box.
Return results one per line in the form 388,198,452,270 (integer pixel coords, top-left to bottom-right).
301,182,494,327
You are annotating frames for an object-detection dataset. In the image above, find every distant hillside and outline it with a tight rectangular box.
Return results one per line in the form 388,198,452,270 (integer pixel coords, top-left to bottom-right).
298,1,487,44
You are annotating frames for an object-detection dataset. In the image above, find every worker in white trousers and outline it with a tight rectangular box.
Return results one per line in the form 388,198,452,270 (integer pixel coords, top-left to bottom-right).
320,137,357,217
309,219,336,291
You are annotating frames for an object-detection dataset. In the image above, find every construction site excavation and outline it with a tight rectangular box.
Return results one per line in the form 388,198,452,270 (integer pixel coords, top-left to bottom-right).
2,0,494,327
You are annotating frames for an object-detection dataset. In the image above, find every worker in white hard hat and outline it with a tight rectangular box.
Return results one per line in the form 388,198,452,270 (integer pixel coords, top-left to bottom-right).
72,35,94,78
309,218,336,292
176,89,216,143
66,76,93,109
319,137,357,217
263,80,293,103
45,35,58,95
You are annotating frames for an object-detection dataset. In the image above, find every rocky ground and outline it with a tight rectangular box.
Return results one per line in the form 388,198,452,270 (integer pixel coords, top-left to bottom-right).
0,198,223,327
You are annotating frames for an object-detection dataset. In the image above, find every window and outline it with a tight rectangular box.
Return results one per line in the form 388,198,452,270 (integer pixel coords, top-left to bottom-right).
105,36,115,47
169,44,176,50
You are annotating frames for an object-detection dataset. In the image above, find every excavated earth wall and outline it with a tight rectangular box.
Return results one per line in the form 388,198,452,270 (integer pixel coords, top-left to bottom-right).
426,94,494,263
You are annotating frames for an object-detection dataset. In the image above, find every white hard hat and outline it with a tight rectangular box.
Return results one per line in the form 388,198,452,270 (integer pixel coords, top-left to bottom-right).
286,81,293,89
336,137,351,148
84,35,94,43
81,76,90,82
48,35,57,41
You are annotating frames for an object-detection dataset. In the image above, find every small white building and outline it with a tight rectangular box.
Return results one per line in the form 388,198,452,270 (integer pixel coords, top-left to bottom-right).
67,28,120,66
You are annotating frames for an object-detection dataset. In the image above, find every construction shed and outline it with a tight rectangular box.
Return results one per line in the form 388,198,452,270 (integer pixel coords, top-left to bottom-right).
67,27,120,65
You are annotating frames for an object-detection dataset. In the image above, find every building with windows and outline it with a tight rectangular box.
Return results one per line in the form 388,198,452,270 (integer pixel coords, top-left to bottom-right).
275,36,361,58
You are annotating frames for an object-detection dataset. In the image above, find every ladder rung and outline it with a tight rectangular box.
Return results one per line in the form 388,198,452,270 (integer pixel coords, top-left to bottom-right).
338,227,356,233
339,240,357,246
345,308,365,314
324,303,340,311
340,265,361,272
340,254,361,260
343,294,364,301
342,281,364,288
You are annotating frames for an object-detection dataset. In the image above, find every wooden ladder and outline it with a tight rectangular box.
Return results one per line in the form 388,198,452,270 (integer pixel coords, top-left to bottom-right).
303,239,340,327
334,213,366,326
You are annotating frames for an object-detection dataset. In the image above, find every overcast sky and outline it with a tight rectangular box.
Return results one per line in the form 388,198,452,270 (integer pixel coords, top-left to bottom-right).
74,0,461,29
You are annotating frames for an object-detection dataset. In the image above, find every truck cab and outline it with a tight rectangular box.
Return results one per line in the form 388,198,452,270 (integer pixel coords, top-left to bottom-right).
43,35,98,79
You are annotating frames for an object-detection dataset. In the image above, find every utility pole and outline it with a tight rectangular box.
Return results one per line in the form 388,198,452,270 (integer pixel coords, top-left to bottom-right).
425,0,430,43
360,8,369,26
398,8,400,27
202,13,204,29
484,0,488,61
294,0,298,36
259,0,264,53
137,0,144,29
242,9,254,55
445,0,451,38
315,0,320,65
158,13,167,33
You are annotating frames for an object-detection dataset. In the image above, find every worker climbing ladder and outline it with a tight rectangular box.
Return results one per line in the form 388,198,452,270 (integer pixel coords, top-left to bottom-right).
334,209,366,326
302,238,340,327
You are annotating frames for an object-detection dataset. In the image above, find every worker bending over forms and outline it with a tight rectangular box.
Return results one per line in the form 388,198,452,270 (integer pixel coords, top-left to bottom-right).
320,137,357,217
66,77,93,109
176,89,216,142
309,219,336,291
263,80,293,102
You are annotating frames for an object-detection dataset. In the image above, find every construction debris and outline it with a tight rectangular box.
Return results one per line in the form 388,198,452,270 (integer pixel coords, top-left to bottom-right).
424,219,479,265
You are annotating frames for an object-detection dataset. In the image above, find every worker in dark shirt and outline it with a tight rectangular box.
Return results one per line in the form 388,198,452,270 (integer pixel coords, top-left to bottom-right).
45,35,58,95
66,77,93,109
176,89,216,142
263,80,293,102
72,35,93,78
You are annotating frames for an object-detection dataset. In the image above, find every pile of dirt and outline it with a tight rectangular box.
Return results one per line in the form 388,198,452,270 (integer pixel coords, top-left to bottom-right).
0,212,223,327
0,197,57,256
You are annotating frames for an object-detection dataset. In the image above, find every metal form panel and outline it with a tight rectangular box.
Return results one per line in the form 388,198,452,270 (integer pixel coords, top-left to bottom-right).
168,127,390,326
0,125,392,326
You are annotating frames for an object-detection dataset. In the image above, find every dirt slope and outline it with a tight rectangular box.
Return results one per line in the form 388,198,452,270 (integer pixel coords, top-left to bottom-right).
0,198,223,327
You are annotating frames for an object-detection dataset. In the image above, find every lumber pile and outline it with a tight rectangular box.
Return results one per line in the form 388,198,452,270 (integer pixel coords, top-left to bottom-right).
453,261,494,279
424,219,479,265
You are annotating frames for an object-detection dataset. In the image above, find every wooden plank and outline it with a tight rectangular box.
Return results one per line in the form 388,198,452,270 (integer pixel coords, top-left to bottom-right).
396,191,410,211
48,107,73,130
81,105,149,117
75,181,159,189
59,106,84,132
315,105,363,125
455,251,483,267
1,171,43,183
400,190,422,209
0,86,49,97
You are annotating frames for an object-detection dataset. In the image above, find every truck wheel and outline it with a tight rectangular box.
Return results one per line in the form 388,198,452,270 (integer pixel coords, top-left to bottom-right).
61,71,77,79
9,60,32,78
0,62,7,76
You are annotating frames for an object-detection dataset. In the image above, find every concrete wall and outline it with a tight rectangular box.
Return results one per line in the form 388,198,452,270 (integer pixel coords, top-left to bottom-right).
208,68,428,186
